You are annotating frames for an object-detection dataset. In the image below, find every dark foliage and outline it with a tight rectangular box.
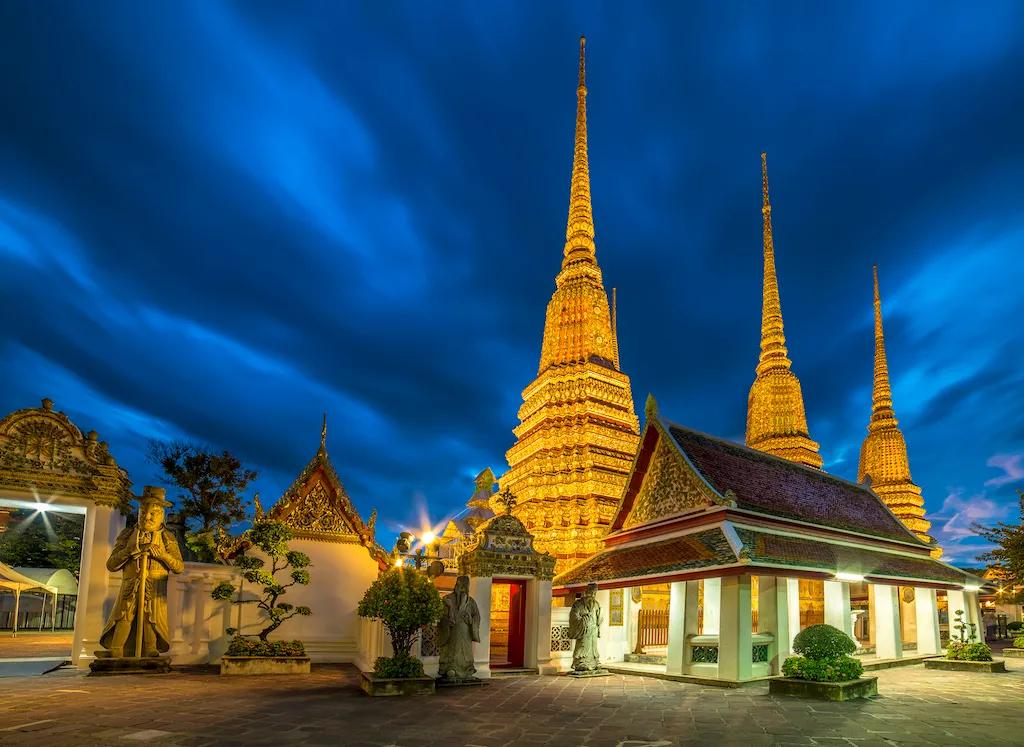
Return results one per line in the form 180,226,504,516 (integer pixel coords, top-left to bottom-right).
792,624,858,659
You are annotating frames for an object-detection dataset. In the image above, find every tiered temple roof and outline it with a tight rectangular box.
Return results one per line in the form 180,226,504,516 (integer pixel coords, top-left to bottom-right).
555,398,964,592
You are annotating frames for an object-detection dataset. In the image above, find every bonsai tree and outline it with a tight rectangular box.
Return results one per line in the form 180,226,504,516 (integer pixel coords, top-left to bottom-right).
946,609,993,661
357,566,443,678
211,520,312,657
782,624,864,682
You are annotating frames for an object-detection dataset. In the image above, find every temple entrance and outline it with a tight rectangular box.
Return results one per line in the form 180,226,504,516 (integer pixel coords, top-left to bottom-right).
489,579,526,668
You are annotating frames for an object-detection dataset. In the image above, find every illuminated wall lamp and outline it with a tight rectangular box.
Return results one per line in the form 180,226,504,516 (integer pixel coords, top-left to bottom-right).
835,572,864,583
963,584,981,592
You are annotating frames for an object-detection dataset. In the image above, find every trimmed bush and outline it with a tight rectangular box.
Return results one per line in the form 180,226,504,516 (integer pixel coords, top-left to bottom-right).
793,624,858,659
358,567,443,679
947,641,993,661
373,653,425,679
1008,621,1024,633
225,635,305,657
782,654,864,682
1013,634,1024,649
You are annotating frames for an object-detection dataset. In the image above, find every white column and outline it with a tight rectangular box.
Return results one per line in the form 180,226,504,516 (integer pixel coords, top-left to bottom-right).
786,578,801,649
666,581,694,675
469,577,493,679
873,584,903,659
718,575,753,682
914,588,941,655
72,504,123,666
533,579,555,674
965,591,983,641
758,576,791,672
947,589,969,642
824,580,854,640
702,577,721,635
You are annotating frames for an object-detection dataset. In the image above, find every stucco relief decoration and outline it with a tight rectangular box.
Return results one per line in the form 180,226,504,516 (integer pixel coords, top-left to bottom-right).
623,436,713,529
459,493,556,580
274,480,355,537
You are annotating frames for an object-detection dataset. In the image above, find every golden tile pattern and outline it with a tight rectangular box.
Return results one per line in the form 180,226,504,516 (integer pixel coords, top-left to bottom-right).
746,153,823,469
502,38,640,568
857,267,937,552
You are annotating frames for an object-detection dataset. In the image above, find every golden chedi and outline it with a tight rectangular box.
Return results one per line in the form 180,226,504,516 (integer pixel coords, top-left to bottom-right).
746,153,823,469
502,37,640,569
858,267,938,553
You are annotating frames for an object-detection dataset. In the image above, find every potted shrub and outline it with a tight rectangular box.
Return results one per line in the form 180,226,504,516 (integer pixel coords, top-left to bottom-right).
926,610,1006,672
211,520,313,675
769,624,878,701
357,566,443,696
1005,634,1024,659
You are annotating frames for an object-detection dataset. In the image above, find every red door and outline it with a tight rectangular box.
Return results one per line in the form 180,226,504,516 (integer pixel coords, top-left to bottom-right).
506,580,526,668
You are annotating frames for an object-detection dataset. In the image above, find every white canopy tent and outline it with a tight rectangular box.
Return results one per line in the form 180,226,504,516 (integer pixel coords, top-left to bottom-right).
0,560,58,635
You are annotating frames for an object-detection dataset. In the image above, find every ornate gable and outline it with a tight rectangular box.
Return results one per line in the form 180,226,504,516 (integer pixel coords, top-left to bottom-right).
0,398,131,509
620,423,723,530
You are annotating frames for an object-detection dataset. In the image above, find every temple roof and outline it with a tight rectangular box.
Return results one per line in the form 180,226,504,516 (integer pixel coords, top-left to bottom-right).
668,425,926,546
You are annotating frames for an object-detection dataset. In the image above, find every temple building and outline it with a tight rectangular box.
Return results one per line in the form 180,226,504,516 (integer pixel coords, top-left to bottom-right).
858,267,938,553
501,37,640,567
745,154,822,470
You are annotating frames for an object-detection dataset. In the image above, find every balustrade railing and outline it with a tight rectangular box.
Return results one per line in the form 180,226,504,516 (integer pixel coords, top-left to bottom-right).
633,608,669,654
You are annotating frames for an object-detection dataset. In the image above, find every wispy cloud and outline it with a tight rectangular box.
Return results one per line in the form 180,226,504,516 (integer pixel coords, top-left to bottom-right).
984,453,1024,487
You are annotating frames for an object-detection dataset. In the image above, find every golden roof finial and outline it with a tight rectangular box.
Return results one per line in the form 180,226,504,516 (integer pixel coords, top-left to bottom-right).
859,266,936,552
745,152,822,469
560,34,597,275
320,412,328,451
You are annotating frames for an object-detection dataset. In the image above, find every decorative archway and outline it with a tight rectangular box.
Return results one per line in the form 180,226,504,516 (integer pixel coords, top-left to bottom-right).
0,398,131,666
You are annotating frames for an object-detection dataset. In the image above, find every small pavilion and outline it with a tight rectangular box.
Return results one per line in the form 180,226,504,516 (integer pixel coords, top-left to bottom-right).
552,398,985,683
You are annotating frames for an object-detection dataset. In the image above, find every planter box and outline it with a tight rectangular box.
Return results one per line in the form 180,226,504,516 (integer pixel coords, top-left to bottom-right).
769,676,878,701
1002,648,1024,659
220,656,311,675
924,659,1007,673
359,670,435,697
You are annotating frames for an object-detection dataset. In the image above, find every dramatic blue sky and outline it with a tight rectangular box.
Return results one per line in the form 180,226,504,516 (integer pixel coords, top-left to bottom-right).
1,2,1021,563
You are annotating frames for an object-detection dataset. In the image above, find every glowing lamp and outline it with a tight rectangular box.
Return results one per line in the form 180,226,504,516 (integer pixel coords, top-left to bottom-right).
835,572,864,582
421,531,436,546
394,558,403,568
964,584,981,592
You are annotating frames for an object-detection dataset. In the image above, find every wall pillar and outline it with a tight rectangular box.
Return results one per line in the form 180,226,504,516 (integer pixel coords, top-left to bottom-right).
824,580,853,640
666,581,697,675
914,588,941,655
718,574,753,682
72,504,124,666
469,577,493,679
702,577,721,635
758,576,790,672
533,579,555,674
786,578,801,649
873,584,903,659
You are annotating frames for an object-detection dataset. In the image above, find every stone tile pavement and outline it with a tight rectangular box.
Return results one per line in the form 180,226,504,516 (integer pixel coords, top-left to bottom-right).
0,659,1022,747
0,632,72,659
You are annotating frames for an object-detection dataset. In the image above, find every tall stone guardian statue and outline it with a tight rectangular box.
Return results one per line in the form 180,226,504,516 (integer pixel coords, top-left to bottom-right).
91,487,184,674
437,575,480,683
569,582,606,675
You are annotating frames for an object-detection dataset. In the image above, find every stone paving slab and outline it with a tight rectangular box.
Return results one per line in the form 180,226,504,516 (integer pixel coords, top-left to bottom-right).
0,659,1022,746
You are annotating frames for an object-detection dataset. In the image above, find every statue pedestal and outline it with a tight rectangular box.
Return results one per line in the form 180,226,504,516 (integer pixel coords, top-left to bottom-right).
88,653,172,676
567,668,611,678
436,676,484,688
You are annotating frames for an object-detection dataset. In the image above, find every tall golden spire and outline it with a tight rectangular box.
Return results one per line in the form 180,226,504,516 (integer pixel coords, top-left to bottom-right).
745,153,823,469
503,37,639,569
858,267,937,552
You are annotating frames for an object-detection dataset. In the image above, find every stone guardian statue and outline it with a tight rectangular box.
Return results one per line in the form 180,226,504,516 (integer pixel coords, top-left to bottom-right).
437,575,481,683
569,582,607,675
91,486,184,674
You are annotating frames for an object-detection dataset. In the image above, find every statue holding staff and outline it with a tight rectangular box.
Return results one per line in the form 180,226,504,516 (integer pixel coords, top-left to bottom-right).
437,575,480,681
98,487,184,659
569,582,604,673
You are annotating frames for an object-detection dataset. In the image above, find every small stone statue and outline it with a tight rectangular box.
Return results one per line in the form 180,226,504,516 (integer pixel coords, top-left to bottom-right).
569,582,606,675
91,487,184,674
437,575,481,683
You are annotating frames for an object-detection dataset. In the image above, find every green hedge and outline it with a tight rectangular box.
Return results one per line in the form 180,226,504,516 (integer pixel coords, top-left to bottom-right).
1007,621,1023,633
225,636,306,657
1013,634,1024,649
373,654,425,679
782,654,864,682
793,624,858,659
946,641,993,661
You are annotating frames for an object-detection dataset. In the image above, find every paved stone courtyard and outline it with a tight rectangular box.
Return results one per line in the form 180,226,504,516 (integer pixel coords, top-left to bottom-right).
1,661,1022,747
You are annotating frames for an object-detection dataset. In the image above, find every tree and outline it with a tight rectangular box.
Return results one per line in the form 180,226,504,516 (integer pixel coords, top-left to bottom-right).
357,566,443,678
148,440,257,560
974,488,1024,588
0,509,84,576
211,520,312,643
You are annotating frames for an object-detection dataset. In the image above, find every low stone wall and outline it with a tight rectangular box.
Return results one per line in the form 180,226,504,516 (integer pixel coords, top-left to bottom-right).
924,659,1007,673
769,676,878,701
220,656,311,675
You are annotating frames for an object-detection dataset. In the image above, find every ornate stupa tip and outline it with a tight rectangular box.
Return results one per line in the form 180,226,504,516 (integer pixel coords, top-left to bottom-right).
320,412,328,450
644,393,659,421
761,152,770,215
578,35,586,88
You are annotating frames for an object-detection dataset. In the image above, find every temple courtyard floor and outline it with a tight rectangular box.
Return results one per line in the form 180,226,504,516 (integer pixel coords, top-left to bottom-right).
1,660,1022,747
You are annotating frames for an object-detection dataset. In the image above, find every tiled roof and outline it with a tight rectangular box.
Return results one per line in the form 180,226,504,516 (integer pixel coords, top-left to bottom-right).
736,528,967,584
669,425,924,546
554,528,735,587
